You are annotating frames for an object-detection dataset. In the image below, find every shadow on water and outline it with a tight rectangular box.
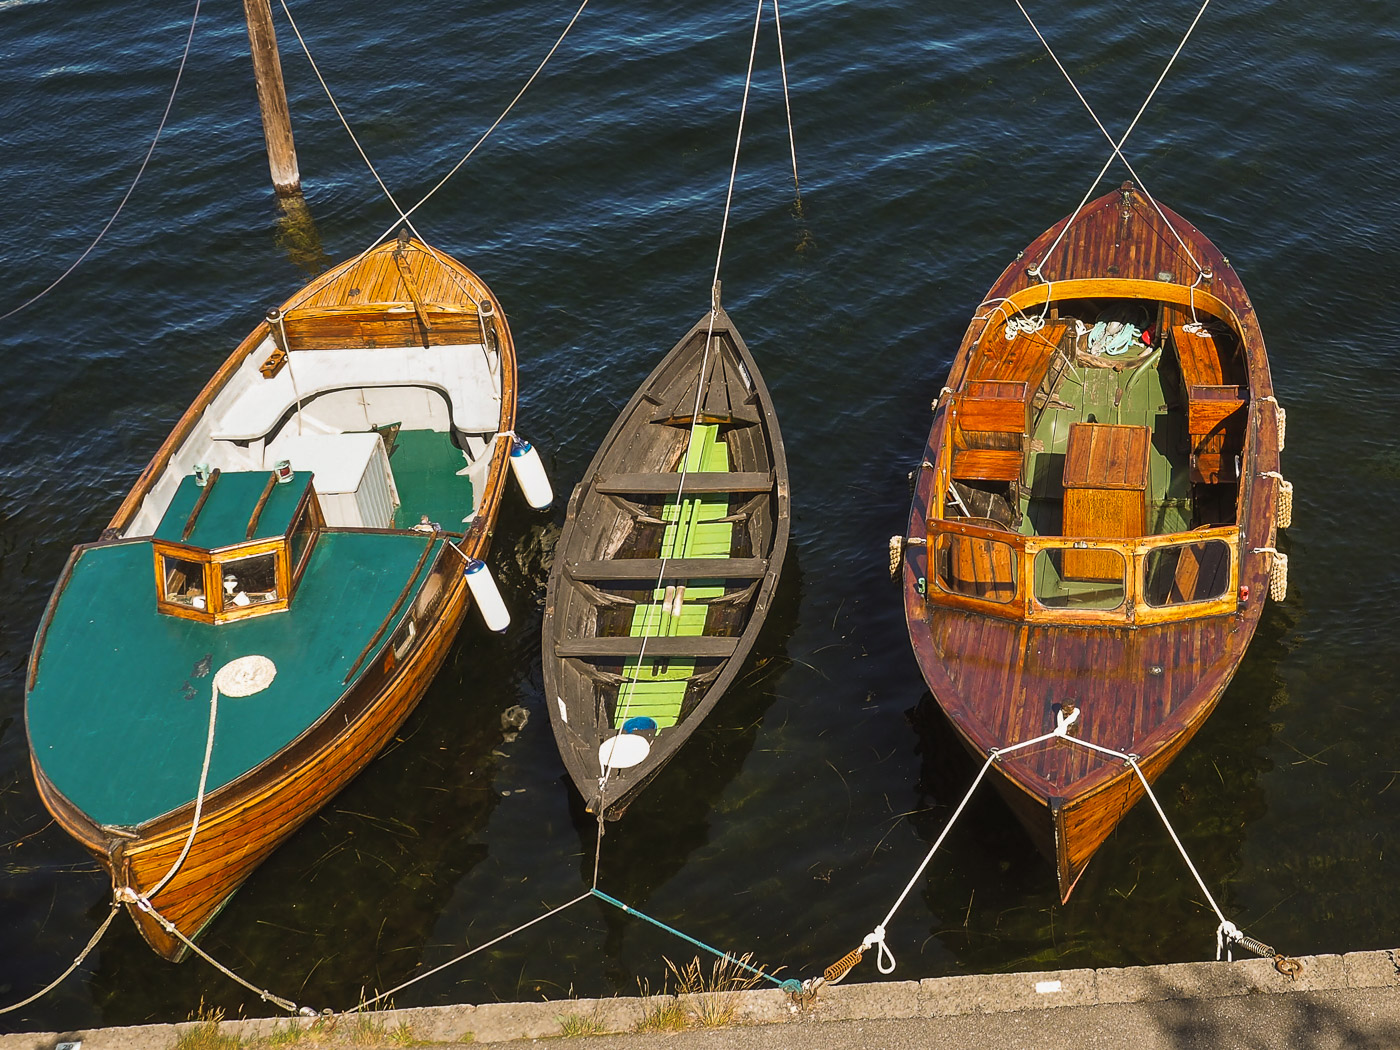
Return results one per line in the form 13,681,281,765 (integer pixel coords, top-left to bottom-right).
574,544,804,990
909,593,1294,974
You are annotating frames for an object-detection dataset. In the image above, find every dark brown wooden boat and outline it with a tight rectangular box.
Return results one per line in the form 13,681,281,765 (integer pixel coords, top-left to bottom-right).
26,235,531,959
900,182,1289,901
543,297,789,818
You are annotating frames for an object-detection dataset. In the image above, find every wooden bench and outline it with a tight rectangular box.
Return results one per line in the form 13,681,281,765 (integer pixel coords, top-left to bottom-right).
1173,324,1246,484
556,636,738,659
951,448,1024,483
593,471,773,495
567,557,767,581
969,320,1069,387
940,518,1018,602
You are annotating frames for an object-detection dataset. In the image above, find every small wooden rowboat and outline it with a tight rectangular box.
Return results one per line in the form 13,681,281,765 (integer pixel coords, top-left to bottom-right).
25,234,546,960
543,297,789,818
900,182,1289,900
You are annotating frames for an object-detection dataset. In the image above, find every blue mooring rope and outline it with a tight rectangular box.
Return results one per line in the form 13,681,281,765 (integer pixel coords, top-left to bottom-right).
590,889,803,994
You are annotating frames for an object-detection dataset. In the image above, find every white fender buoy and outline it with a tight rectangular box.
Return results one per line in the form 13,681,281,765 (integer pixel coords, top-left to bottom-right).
510,436,554,510
464,557,510,633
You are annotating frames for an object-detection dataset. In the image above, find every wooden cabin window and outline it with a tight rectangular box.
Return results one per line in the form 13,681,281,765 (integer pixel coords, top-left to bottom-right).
218,552,279,610
1033,547,1126,611
1143,540,1231,607
162,555,211,610
933,533,1019,604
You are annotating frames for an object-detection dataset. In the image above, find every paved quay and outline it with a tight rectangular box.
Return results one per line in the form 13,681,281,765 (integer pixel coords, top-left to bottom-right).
3,948,1397,1050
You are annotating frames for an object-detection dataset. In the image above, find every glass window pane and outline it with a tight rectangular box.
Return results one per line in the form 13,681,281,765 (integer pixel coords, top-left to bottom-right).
1144,540,1231,607
219,553,279,608
289,505,317,574
1033,547,1126,610
162,556,207,609
934,533,1018,603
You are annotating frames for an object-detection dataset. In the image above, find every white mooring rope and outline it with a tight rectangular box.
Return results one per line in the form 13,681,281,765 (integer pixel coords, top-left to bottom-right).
822,702,1285,985
0,0,203,322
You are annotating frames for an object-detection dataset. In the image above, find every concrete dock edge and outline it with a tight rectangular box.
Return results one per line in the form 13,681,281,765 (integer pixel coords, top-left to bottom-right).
3,948,1396,1048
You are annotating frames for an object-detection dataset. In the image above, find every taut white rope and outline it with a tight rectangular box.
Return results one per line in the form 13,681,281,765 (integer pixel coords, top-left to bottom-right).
1013,0,1214,280
0,0,203,322
596,0,769,817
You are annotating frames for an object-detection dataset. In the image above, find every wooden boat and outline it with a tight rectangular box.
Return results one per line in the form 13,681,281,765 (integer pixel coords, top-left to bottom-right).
25,234,536,960
543,297,790,818
900,182,1289,901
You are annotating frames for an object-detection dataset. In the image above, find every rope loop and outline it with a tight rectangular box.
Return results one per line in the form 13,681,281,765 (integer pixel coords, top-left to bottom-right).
861,926,896,975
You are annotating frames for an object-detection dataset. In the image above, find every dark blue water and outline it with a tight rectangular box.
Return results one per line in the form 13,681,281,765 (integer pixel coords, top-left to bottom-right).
2,0,1398,1032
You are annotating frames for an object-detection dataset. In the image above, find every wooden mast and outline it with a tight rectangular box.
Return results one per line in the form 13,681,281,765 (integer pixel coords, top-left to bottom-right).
243,0,301,197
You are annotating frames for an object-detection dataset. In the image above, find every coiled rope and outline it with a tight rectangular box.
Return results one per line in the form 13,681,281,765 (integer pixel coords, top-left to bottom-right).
0,0,203,322
1013,0,1214,282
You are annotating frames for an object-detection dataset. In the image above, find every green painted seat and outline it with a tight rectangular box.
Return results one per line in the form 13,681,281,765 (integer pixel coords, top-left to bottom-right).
614,424,733,731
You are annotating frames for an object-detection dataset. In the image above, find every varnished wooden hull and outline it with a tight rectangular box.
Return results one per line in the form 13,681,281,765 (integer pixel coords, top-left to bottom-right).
27,238,517,959
543,304,790,818
903,185,1283,899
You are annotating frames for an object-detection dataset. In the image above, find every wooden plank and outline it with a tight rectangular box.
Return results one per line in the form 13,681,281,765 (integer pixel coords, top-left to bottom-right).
568,557,767,581
556,635,739,659
594,471,773,495
955,392,1027,434
1187,384,1247,438
950,448,1023,482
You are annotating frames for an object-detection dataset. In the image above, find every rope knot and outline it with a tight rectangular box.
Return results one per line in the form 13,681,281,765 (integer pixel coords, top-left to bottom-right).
861,925,896,975
1216,920,1242,961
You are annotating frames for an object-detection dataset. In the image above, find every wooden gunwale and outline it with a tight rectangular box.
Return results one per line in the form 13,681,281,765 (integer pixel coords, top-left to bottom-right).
28,237,518,959
904,185,1280,898
543,306,790,818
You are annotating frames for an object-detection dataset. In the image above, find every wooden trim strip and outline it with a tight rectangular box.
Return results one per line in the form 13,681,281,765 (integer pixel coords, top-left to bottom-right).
341,537,438,684
245,472,279,540
392,248,433,341
180,469,220,542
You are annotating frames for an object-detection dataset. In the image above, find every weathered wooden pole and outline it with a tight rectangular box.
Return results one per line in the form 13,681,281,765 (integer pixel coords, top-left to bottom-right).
243,0,301,197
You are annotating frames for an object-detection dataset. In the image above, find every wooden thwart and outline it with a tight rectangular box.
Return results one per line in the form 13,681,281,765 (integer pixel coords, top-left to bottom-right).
557,635,739,659
594,471,773,495
568,556,767,581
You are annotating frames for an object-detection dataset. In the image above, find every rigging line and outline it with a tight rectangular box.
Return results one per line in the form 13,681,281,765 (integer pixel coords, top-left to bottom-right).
0,0,202,323
276,0,426,244
1013,0,1213,279
0,904,120,1015
601,0,765,790
350,893,593,1013
771,0,801,200
365,0,593,253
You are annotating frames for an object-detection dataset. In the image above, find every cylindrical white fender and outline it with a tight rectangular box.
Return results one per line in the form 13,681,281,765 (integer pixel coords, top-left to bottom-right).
510,436,554,510
464,557,510,633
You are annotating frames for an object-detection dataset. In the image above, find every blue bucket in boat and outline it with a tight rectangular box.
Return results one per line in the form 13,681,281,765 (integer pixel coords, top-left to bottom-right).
622,716,658,735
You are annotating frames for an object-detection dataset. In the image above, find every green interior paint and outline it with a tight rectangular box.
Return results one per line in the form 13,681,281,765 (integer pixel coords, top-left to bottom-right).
614,425,731,732
388,429,476,529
